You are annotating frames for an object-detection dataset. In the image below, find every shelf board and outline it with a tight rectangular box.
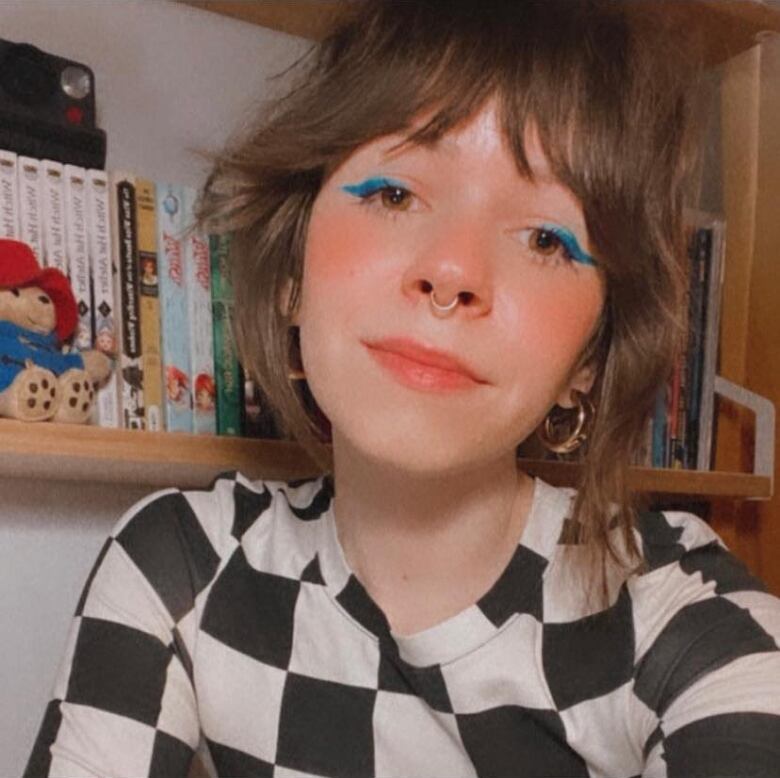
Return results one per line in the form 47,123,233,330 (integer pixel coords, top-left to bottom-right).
0,419,771,498
182,0,780,65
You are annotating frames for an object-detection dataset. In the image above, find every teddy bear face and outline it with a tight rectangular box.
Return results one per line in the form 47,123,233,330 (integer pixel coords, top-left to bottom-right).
0,285,56,335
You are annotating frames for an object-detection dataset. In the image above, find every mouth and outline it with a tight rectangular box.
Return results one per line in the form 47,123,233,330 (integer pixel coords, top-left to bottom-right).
363,337,488,392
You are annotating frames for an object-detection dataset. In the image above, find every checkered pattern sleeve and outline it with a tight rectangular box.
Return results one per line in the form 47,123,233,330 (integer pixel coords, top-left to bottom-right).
630,511,780,777
24,483,229,778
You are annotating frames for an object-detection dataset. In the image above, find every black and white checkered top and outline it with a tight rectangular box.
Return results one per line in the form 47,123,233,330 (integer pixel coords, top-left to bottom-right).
25,472,780,777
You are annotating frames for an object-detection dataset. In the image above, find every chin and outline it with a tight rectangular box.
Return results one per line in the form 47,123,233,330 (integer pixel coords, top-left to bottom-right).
329,409,513,478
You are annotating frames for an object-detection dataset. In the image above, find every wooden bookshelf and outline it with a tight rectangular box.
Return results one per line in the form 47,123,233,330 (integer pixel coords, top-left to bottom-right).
183,0,780,65
0,419,770,497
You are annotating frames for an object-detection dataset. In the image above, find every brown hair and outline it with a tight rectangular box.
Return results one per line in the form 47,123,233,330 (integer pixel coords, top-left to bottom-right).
198,0,702,601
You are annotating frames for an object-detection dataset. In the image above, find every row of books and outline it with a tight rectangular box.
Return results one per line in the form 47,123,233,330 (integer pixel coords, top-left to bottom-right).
0,147,275,437
639,212,726,472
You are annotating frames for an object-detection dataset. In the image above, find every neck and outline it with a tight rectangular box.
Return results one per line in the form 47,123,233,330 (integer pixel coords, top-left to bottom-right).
330,432,535,634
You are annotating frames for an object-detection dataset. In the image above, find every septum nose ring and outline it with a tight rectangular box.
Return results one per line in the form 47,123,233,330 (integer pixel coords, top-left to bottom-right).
430,290,459,318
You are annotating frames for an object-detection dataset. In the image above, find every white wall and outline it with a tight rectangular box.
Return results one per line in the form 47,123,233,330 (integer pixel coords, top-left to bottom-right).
0,2,308,773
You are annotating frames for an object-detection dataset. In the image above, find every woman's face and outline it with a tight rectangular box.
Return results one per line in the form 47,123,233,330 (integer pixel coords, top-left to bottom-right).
295,101,606,474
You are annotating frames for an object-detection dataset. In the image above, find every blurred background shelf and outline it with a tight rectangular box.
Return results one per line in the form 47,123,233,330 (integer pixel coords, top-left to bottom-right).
183,0,780,63
0,419,770,497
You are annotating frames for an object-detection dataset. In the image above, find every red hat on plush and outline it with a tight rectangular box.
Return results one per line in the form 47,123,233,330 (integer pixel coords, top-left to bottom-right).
0,238,78,342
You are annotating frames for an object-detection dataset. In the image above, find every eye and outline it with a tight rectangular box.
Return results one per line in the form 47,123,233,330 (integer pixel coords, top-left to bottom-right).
341,177,418,217
529,228,565,257
38,294,51,305
378,186,413,211
11,288,20,297
518,225,596,267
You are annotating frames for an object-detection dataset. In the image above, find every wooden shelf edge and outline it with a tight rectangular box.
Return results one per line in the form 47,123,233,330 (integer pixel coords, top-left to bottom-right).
519,458,772,500
0,419,772,498
0,420,320,488
179,0,780,64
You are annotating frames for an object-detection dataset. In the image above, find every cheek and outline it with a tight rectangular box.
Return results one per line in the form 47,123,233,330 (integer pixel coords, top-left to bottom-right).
304,201,380,294
500,274,604,369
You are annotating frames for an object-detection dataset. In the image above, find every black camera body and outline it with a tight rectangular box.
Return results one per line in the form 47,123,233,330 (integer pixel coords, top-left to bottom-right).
0,38,106,169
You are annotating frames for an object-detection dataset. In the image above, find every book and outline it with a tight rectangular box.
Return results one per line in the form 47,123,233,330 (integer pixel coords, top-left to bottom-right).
41,159,67,273
86,168,119,428
135,178,164,431
684,226,711,469
210,233,242,436
111,171,144,429
666,353,685,469
651,386,667,468
157,182,192,433
696,217,726,471
183,186,216,435
17,156,43,264
0,149,19,239
64,164,92,351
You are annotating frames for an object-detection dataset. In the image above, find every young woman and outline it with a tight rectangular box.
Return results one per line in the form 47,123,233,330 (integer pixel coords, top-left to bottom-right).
26,1,780,776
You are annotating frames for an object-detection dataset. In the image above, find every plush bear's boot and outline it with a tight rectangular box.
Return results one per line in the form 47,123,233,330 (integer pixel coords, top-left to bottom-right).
53,368,96,424
0,363,59,421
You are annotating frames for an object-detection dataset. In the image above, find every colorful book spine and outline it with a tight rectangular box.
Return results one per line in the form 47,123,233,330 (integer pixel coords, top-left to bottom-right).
183,186,216,436
157,183,192,433
210,233,242,436
41,160,67,273
0,149,19,239
86,168,119,428
135,178,164,431
18,156,43,264
64,164,92,351
111,171,144,429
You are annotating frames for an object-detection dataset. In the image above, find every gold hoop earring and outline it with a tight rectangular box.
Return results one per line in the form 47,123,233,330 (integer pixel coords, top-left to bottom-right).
536,390,595,455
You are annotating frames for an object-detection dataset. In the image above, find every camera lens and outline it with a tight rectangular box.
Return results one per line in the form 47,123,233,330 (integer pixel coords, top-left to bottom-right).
0,43,57,106
61,65,91,100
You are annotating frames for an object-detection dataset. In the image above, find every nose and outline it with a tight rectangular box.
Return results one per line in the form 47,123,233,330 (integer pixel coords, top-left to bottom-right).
400,221,494,318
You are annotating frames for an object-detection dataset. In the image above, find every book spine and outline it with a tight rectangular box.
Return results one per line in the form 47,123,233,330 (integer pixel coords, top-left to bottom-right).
156,183,192,433
651,386,667,468
697,219,726,471
210,233,242,436
684,227,711,469
41,160,67,273
64,164,92,351
183,186,216,435
111,171,144,429
86,168,119,428
18,156,43,263
667,348,688,470
135,178,163,431
0,149,19,239
666,358,681,468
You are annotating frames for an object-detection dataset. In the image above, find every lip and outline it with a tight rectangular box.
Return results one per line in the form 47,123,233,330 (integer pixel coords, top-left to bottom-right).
363,337,488,391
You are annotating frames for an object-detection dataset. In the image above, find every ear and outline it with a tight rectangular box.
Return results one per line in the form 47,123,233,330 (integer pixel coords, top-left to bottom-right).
555,362,597,409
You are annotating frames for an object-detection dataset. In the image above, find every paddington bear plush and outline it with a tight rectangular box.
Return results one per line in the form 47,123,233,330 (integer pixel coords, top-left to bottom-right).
0,239,112,423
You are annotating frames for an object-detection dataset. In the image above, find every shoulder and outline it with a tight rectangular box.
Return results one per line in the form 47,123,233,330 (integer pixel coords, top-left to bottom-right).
630,508,771,613
109,472,333,603
628,508,780,715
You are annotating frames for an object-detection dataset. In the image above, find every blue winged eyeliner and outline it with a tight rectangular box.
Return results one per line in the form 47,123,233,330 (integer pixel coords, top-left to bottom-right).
539,224,597,267
341,177,407,197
